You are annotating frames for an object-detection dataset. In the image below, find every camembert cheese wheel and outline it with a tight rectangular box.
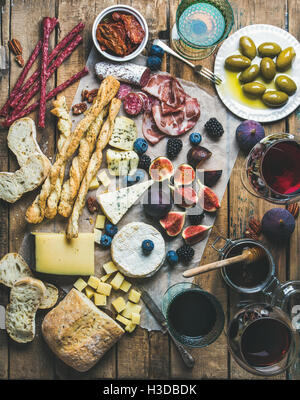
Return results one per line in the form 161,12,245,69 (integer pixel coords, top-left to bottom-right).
111,222,165,278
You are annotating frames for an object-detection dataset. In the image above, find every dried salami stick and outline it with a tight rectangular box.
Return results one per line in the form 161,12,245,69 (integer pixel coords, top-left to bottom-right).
2,67,89,127
11,34,83,117
9,22,84,109
0,19,58,117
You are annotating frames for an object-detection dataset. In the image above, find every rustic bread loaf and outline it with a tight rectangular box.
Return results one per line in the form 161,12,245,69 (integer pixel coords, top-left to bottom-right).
6,277,46,343
42,288,124,372
0,252,58,309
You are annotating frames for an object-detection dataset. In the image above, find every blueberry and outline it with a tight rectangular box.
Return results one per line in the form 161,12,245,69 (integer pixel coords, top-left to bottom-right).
142,239,154,254
105,223,118,237
134,138,148,155
125,170,145,187
189,132,202,146
146,56,162,71
166,250,178,266
100,234,112,248
150,45,165,59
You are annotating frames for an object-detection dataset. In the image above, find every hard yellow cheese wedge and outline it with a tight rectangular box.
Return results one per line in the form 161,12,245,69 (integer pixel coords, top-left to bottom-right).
73,278,87,292
128,289,141,303
122,301,142,319
103,261,118,274
34,233,94,275
110,272,125,290
112,297,126,313
87,275,100,290
94,293,107,306
97,282,112,296
119,280,132,293
89,176,100,190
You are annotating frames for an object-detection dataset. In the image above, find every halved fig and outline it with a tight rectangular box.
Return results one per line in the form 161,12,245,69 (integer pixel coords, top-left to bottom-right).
174,164,195,186
160,211,186,236
149,156,174,182
171,185,198,208
187,146,212,169
182,225,213,245
197,179,220,212
204,170,222,187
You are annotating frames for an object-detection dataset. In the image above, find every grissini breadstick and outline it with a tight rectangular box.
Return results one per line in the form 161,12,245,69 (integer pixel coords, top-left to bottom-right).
25,96,72,224
48,76,120,191
66,98,121,239
58,107,108,218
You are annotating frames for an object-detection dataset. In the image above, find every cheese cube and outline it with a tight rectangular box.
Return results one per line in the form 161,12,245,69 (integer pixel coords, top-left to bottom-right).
103,261,118,274
122,301,142,319
100,273,112,282
112,296,126,313
125,322,137,333
87,275,100,290
128,289,141,303
73,278,87,292
110,272,125,290
98,170,111,187
131,312,141,325
106,149,139,176
116,314,131,326
94,293,107,306
95,214,106,229
85,286,95,299
97,282,112,296
89,176,100,190
94,228,102,244
119,280,132,293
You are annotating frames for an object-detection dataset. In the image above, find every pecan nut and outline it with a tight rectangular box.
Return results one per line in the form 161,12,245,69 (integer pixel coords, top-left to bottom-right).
244,228,258,241
15,54,25,68
72,102,87,115
248,217,262,235
8,39,23,55
86,196,99,214
81,88,98,103
287,203,299,219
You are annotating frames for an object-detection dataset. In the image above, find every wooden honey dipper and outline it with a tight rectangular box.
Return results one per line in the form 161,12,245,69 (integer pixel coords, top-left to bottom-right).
183,246,265,278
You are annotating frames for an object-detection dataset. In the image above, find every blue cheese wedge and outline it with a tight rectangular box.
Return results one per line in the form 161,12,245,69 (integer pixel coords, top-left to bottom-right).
97,180,154,225
111,222,165,278
106,149,139,176
109,116,137,151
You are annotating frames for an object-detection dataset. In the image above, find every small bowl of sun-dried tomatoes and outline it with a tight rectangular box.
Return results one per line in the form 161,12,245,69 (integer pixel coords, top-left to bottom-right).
92,5,149,62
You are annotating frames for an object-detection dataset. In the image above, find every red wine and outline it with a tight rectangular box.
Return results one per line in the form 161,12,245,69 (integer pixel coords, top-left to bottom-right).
166,290,217,337
262,141,300,195
241,318,291,367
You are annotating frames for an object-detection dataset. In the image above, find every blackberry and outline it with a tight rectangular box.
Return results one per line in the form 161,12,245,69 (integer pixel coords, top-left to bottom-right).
188,206,205,225
167,138,183,159
204,118,224,138
176,245,195,263
138,154,151,171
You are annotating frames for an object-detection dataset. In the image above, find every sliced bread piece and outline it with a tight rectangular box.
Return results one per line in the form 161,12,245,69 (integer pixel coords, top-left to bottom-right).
6,277,46,343
0,252,58,309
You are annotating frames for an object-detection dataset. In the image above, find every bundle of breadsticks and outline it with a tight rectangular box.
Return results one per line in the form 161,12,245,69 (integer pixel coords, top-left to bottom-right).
25,76,121,239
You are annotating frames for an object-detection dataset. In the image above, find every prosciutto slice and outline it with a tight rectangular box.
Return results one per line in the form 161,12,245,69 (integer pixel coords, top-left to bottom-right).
142,111,165,144
152,96,200,136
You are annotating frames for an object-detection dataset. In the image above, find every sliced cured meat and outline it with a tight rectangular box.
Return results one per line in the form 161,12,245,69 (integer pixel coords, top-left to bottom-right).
123,92,143,116
142,73,186,109
117,83,132,100
152,96,200,136
161,102,185,115
136,92,154,112
142,111,165,144
112,12,145,45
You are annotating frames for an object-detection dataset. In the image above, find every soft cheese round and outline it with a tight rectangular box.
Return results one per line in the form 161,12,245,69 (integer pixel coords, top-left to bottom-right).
111,222,165,278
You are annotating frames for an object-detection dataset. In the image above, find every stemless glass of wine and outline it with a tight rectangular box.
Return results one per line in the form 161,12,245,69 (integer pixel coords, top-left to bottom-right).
171,0,234,60
241,133,300,205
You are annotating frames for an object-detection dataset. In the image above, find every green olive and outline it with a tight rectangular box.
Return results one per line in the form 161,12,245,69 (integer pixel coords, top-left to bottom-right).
260,57,276,80
225,55,251,70
243,82,266,96
262,91,289,107
258,42,282,58
275,75,297,95
239,64,260,83
239,36,256,60
276,47,296,71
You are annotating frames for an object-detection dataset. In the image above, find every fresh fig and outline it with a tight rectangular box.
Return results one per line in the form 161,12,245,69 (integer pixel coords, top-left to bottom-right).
182,225,213,245
187,146,212,169
173,164,195,186
143,184,172,219
149,156,174,182
160,211,186,236
236,120,265,153
262,208,295,242
197,180,220,212
171,185,198,208
204,170,223,187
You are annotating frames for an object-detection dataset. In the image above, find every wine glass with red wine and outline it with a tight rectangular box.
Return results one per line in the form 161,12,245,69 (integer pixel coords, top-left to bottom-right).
241,133,300,205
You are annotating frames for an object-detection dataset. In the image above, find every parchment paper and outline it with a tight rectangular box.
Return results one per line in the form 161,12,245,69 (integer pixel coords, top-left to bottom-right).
20,46,240,331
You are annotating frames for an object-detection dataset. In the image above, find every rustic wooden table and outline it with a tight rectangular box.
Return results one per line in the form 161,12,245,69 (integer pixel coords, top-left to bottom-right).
0,0,299,380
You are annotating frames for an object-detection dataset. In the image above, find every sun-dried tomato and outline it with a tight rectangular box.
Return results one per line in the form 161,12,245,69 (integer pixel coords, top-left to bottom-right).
96,22,127,56
112,12,145,45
